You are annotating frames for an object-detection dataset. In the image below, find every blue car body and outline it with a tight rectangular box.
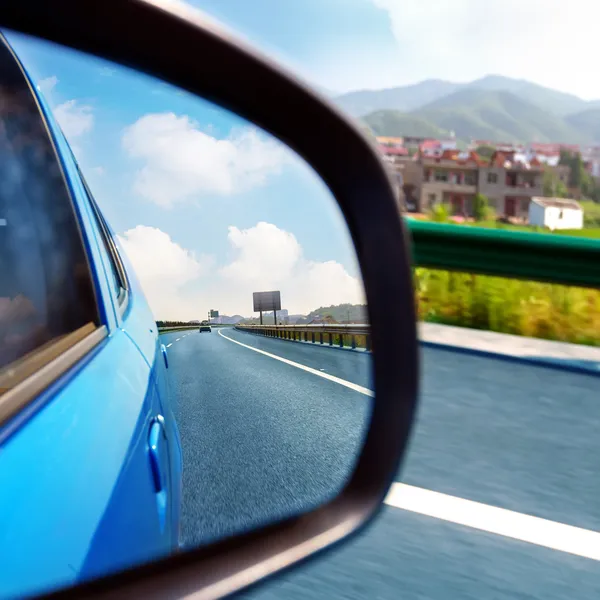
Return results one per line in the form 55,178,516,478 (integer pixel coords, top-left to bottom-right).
0,36,182,599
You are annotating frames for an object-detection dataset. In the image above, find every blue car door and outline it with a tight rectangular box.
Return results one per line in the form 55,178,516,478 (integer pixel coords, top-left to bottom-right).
0,34,176,599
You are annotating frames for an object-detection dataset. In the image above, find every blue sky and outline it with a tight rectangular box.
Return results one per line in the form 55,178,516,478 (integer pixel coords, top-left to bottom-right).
7,18,366,320
6,0,597,318
150,0,600,100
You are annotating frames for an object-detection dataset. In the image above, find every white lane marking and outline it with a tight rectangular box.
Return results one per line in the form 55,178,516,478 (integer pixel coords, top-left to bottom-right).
385,483,600,561
166,343,173,348
218,329,373,397
176,338,181,342
0,218,6,226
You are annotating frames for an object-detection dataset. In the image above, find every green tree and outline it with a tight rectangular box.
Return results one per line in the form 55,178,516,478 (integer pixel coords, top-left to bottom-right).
559,149,593,196
472,193,491,221
474,145,495,159
542,168,568,198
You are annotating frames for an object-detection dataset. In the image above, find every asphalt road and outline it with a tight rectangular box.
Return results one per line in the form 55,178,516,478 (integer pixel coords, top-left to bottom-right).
162,327,372,548
161,328,600,599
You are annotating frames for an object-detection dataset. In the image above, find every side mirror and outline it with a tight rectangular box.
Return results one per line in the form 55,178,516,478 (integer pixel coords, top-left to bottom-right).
0,1,419,598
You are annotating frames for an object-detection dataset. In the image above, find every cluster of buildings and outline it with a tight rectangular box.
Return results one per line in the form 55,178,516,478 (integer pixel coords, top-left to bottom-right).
377,136,587,226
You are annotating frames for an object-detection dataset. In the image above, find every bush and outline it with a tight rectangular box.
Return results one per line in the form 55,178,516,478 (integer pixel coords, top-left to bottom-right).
472,193,490,221
430,203,450,223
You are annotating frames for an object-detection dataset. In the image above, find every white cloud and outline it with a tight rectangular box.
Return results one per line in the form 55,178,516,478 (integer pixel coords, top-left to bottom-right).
217,222,364,315
117,225,214,319
121,112,287,207
54,99,94,138
116,222,363,320
370,0,600,99
38,75,58,96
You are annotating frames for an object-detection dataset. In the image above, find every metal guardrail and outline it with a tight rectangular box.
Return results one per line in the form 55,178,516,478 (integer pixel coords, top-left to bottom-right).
407,220,600,289
157,325,199,333
235,324,372,351
158,324,234,333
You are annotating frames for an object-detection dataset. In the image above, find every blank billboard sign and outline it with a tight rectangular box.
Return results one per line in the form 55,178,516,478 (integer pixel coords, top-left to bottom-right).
210,310,219,317
253,291,281,312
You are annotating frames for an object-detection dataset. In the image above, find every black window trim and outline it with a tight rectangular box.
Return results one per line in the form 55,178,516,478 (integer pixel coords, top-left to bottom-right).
77,167,130,318
0,32,106,428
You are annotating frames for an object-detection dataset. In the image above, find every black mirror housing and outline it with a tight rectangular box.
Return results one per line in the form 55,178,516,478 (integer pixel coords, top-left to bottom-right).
0,1,420,598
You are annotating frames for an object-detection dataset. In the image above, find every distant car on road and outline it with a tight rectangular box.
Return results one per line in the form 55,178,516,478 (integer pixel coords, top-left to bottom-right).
199,321,212,333
0,33,182,599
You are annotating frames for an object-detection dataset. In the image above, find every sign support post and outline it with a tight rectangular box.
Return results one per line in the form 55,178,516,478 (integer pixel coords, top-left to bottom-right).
253,291,281,328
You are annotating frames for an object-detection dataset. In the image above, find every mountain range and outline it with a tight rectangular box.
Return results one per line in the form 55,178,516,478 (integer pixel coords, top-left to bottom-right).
334,75,600,145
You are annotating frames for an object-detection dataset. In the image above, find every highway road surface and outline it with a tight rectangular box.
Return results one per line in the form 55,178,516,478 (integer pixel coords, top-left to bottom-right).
160,327,600,599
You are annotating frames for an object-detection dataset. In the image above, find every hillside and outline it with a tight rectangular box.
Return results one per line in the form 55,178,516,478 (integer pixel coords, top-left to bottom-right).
413,89,588,143
363,89,592,145
565,109,600,143
336,79,460,118
238,303,368,325
299,303,368,324
336,75,600,119
363,110,448,138
466,75,590,116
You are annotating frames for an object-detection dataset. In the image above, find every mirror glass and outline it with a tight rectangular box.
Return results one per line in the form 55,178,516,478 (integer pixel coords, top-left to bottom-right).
0,29,374,599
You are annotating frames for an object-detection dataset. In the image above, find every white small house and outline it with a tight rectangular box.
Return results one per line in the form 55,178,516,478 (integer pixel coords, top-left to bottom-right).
528,197,583,231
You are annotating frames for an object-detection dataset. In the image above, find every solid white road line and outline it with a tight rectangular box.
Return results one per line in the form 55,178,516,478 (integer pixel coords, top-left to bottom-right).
166,343,173,348
385,483,600,561
218,329,373,397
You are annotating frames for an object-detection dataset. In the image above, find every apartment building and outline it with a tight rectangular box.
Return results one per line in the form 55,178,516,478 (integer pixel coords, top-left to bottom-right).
394,149,570,218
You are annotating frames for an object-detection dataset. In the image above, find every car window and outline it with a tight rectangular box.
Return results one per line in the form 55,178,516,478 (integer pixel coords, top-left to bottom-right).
0,38,98,399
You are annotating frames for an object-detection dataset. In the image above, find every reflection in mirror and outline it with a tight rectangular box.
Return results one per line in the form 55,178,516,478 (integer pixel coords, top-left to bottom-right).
0,32,373,599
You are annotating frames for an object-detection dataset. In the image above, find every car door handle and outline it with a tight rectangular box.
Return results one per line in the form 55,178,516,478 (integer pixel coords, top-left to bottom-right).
148,415,167,493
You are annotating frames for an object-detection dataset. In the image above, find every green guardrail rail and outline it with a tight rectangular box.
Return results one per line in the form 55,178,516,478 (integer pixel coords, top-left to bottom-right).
407,220,600,289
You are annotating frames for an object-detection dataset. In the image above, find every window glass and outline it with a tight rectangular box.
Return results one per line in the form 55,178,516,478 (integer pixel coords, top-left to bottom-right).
0,39,97,384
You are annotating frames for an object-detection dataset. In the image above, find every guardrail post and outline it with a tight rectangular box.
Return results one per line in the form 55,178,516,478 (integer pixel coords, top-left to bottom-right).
351,334,356,350
328,333,333,346
339,333,344,348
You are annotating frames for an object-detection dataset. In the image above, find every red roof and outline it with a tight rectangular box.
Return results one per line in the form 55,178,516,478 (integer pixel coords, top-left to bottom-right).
424,149,485,166
379,144,408,156
529,142,580,154
420,139,441,150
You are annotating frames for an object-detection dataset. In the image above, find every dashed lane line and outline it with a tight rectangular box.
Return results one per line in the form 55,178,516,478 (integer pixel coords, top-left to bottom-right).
385,483,600,561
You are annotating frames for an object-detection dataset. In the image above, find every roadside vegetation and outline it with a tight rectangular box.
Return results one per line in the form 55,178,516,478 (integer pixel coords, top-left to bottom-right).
415,268,600,347
411,190,600,346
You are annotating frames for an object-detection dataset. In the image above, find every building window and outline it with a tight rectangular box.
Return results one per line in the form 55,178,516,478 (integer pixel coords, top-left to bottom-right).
434,170,448,182
428,193,436,206
465,173,477,185
487,172,498,184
